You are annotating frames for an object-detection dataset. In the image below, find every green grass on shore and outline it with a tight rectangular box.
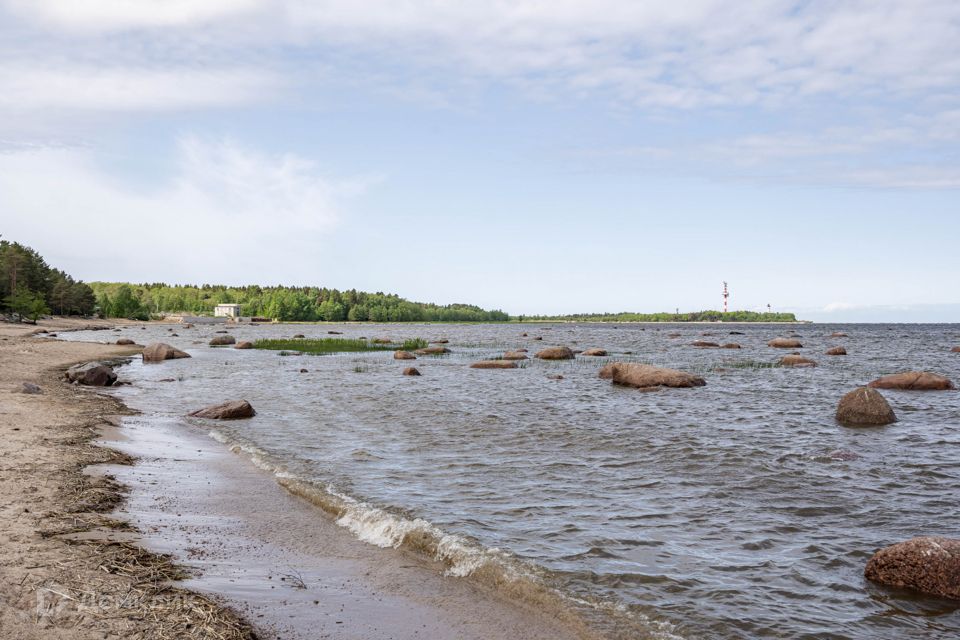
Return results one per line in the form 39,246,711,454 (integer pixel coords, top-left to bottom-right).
253,337,428,354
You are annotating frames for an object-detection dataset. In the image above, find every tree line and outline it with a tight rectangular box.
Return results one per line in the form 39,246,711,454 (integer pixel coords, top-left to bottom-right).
89,282,511,323
519,310,798,322
0,239,96,321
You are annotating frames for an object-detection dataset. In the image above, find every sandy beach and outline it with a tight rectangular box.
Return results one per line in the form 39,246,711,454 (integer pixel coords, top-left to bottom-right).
0,319,590,640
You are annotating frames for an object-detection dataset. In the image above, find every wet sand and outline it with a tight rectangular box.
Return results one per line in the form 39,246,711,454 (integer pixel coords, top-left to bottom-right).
0,319,588,640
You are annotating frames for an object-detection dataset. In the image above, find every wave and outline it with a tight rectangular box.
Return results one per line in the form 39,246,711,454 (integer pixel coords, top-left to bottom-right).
202,426,685,640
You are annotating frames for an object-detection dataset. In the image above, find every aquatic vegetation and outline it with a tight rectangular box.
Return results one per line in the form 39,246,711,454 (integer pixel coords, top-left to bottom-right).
255,337,428,354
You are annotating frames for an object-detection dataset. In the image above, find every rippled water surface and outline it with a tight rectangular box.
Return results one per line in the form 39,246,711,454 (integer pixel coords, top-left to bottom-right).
62,322,960,639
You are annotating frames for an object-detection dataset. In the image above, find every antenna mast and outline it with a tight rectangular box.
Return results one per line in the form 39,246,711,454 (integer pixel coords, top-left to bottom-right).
722,281,729,313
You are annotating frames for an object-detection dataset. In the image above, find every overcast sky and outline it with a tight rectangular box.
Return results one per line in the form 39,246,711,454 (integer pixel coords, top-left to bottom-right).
1,1,958,321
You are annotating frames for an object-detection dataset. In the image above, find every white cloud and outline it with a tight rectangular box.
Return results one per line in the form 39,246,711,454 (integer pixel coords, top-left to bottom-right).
0,138,358,283
3,0,262,31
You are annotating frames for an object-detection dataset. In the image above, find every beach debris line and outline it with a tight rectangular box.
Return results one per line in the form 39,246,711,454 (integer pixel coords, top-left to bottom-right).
865,537,960,600
142,342,191,362
188,400,256,420
835,387,897,427
867,371,955,390
65,362,117,386
600,363,706,389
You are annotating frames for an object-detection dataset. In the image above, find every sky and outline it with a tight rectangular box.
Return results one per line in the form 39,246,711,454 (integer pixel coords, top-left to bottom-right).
0,1,958,321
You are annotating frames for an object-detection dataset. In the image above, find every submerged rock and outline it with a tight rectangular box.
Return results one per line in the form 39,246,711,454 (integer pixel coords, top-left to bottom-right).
402,367,421,376
780,355,817,367
768,338,803,348
431,339,450,344
535,346,574,360
829,332,849,338
393,350,417,360
581,348,608,356
116,338,136,345
234,341,254,349
65,362,117,387
951,346,960,353
826,346,847,355
836,387,896,427
865,537,960,600
502,350,528,360
292,333,305,339
188,400,256,420
209,335,236,346
722,343,742,349
691,341,720,348
142,343,191,362
868,371,955,391
470,360,518,369
414,346,450,355
604,363,705,389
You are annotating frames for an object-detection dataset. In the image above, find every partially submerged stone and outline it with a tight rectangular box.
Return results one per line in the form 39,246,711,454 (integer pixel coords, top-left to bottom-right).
502,351,528,360
142,343,191,362
581,348,608,356
234,341,254,349
414,346,450,355
868,371,955,391
470,360,519,369
780,355,817,367
188,400,256,420
865,537,960,601
603,363,705,389
826,346,847,355
394,350,417,360
691,341,719,348
768,338,803,348
836,387,896,427
209,335,236,346
722,343,742,349
116,338,136,345
535,346,574,360
402,367,421,376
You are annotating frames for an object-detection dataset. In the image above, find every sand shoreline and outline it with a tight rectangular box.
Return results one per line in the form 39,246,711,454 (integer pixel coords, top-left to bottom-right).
1,318,596,640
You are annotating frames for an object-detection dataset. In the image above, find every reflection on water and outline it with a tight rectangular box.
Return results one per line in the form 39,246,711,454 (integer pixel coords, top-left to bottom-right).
61,322,960,639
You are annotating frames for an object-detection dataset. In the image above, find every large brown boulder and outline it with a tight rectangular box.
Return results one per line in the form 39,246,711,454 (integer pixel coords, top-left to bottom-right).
535,346,574,360
394,350,417,360
142,343,191,362
402,367,421,376
502,351,529,360
826,346,847,356
598,363,617,379
605,363,705,389
65,362,117,387
868,371,955,391
951,346,960,353
414,346,450,355
188,400,256,420
768,338,803,348
835,387,896,427
780,355,817,367
234,341,254,349
209,335,236,346
581,348,608,356
470,360,518,369
691,341,720,348
865,537,960,600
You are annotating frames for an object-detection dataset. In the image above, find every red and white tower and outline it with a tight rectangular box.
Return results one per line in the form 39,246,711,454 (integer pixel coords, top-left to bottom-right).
722,281,729,313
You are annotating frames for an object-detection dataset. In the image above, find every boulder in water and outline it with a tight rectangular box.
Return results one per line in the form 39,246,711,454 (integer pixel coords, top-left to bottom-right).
470,360,518,369
393,350,417,360
780,355,817,367
868,371,955,391
535,346,574,360
234,341,254,349
414,346,450,355
605,363,705,389
142,343,191,362
768,338,803,348
188,400,256,420
581,348,608,356
865,537,960,600
65,362,117,387
402,367,421,376
951,346,960,353
116,338,136,345
722,343,742,349
502,350,528,360
691,341,720,348
292,333,305,339
835,387,896,427
829,332,848,338
826,346,847,355
209,335,236,346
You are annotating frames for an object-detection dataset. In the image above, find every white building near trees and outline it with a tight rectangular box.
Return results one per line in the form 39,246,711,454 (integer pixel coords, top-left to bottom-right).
214,303,241,318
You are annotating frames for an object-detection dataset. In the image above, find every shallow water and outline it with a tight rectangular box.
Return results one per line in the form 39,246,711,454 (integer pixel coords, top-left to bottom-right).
60,322,960,639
